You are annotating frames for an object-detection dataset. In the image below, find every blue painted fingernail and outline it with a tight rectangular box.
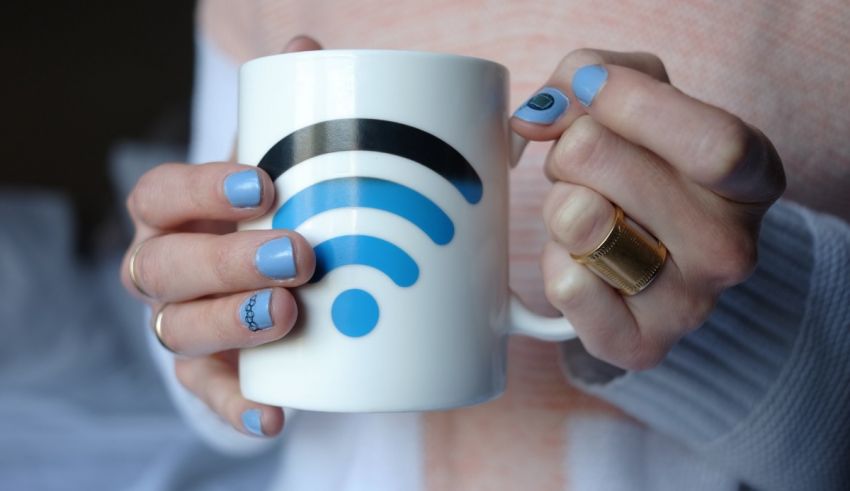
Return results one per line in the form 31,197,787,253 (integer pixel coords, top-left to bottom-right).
240,289,273,331
513,87,570,125
572,65,608,107
255,237,296,280
224,169,262,208
241,408,265,436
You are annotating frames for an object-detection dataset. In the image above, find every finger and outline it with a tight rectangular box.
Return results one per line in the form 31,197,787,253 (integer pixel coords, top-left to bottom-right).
543,115,701,253
542,186,708,369
156,288,297,357
541,241,666,370
122,230,316,303
128,162,275,230
543,116,758,288
568,63,784,202
542,181,617,255
511,49,669,141
283,34,322,52
174,355,284,437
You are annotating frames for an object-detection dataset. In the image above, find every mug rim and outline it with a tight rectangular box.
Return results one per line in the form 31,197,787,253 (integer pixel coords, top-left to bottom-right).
241,48,508,74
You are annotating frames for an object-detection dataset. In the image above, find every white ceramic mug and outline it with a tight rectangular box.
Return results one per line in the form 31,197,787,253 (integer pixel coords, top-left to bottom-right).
237,50,576,412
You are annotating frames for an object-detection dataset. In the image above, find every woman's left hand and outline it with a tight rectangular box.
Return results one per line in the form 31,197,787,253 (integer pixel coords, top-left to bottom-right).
511,49,785,370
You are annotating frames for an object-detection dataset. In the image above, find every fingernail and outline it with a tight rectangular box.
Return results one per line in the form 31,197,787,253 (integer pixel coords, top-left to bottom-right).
255,237,296,280
241,408,265,436
572,65,608,107
224,169,262,208
240,289,273,331
513,87,570,125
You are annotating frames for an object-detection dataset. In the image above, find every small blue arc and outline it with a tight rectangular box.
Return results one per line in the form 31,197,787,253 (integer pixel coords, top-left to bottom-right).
311,235,419,287
274,177,454,245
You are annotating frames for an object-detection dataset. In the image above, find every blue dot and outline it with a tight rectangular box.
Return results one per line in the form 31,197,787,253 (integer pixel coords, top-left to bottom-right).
331,289,379,337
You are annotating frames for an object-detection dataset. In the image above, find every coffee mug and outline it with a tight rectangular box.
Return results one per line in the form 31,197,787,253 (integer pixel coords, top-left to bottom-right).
237,50,576,412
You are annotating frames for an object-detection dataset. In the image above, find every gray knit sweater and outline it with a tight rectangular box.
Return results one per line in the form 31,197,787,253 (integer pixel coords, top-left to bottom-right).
564,200,850,489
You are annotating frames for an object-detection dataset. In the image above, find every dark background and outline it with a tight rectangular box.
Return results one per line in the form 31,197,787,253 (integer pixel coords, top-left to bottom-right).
0,1,196,248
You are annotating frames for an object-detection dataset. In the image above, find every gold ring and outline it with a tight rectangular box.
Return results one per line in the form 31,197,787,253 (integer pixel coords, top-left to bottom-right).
571,206,667,296
128,239,153,298
152,304,178,354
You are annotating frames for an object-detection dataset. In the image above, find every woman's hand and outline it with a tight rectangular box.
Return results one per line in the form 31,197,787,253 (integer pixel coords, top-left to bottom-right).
120,36,322,437
511,49,785,370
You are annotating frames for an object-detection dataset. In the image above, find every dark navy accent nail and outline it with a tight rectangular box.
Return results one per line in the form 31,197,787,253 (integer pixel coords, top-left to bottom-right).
255,237,296,280
224,169,262,208
572,65,608,107
241,408,265,436
513,87,570,125
240,289,273,331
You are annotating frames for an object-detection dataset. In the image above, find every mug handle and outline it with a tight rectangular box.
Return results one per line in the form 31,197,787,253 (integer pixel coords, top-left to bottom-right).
508,294,576,341
506,132,577,342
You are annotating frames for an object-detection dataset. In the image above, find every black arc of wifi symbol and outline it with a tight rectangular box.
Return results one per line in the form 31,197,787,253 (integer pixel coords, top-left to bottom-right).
256,118,483,338
257,118,483,203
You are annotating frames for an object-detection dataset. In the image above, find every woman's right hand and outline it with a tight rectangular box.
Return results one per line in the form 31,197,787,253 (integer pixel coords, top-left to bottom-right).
121,161,316,437
120,36,322,437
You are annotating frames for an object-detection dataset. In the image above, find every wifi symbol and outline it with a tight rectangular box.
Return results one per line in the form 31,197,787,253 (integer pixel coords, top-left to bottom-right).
258,118,483,338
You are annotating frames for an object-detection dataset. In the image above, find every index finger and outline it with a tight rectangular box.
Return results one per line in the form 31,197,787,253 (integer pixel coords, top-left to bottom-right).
511,49,670,142
571,63,784,203
128,162,275,230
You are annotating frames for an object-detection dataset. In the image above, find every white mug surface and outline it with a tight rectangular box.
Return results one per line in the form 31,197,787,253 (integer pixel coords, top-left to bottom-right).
238,50,574,412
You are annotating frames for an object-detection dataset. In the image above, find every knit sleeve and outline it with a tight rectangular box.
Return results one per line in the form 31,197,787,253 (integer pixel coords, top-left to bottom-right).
561,199,850,490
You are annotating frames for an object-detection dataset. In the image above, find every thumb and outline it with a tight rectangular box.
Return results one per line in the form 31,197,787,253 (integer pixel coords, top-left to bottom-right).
510,49,668,142
283,34,323,53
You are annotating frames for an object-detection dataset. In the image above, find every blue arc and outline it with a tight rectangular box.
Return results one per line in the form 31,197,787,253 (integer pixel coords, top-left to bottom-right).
310,235,419,287
273,177,454,245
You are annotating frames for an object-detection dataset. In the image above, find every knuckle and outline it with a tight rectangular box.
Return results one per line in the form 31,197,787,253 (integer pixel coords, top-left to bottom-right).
134,243,165,299
620,84,668,133
678,295,716,332
542,183,570,224
131,167,162,220
624,344,667,371
706,231,758,287
551,188,611,253
579,332,666,372
211,240,235,290
159,314,184,354
544,267,588,313
187,171,211,211
130,163,176,224
128,179,155,225
620,333,669,371
551,116,606,175
120,254,134,293
695,115,753,183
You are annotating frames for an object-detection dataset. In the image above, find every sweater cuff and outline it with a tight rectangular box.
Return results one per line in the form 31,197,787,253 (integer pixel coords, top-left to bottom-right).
561,199,812,444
